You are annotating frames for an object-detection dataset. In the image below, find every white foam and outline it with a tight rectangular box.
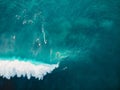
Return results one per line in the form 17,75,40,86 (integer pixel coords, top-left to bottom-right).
41,23,47,44
0,59,59,80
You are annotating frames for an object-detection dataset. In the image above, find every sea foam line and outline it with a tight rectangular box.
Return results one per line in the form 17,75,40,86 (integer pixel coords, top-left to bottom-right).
42,23,47,44
0,60,59,80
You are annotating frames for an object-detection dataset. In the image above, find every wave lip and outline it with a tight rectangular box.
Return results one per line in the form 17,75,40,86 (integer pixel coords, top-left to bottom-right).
0,60,59,80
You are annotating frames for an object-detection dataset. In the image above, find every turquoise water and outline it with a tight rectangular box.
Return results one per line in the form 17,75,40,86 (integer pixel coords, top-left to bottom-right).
0,0,120,90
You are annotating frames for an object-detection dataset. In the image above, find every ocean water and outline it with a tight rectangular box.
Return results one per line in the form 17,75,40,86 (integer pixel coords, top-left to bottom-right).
0,0,120,90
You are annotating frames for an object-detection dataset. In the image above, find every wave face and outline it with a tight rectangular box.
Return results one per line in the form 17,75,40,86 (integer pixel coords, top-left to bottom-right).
0,59,59,80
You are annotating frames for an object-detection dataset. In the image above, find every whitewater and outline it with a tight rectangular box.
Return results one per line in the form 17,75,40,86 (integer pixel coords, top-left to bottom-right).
0,58,59,80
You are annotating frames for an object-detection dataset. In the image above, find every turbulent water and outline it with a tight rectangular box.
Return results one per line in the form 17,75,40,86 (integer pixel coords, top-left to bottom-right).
0,0,120,90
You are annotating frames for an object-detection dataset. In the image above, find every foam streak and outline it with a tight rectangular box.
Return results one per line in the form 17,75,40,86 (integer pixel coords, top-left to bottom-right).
42,24,47,44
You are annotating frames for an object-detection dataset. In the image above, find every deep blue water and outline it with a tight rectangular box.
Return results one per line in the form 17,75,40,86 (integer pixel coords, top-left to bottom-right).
0,0,120,90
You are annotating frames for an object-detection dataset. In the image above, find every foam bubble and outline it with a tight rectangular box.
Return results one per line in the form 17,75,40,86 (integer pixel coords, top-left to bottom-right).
0,59,59,80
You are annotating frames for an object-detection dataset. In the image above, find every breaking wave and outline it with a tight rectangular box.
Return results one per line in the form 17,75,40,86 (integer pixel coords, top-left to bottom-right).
0,59,59,80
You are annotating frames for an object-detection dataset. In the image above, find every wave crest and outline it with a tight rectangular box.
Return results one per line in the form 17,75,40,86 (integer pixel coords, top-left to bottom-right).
0,60,59,80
